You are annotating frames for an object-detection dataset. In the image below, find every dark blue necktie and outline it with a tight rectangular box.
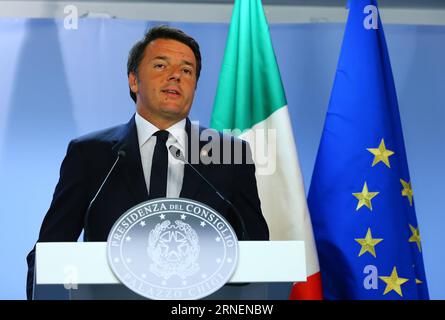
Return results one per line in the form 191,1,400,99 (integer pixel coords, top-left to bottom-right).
148,130,169,199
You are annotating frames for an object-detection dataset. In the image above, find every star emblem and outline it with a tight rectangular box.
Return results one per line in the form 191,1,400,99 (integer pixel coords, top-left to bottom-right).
354,228,383,258
367,138,395,168
379,267,409,297
408,224,422,252
140,221,146,227
125,236,132,242
352,182,379,211
200,221,206,227
159,214,166,220
180,214,186,220
400,179,414,206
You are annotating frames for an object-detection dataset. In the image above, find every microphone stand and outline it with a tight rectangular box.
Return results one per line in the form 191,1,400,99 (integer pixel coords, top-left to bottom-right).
83,150,125,241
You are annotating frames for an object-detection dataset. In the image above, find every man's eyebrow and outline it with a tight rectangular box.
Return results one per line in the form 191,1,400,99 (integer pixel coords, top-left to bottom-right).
182,60,195,68
151,55,195,67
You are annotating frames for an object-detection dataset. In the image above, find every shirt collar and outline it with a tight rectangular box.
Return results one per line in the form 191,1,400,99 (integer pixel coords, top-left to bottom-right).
135,112,187,150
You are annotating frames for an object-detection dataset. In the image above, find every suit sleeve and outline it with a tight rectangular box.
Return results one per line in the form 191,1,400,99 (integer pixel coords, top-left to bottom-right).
26,139,89,299
232,141,269,240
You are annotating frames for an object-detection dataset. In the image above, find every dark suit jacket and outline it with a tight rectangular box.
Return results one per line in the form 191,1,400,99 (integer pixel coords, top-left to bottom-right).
26,115,269,299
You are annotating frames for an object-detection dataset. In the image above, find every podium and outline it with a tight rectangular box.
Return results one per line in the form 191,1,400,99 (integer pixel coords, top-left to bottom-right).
33,241,306,300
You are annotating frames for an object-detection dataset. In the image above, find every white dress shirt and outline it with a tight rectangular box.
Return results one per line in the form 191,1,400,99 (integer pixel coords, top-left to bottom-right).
135,112,186,198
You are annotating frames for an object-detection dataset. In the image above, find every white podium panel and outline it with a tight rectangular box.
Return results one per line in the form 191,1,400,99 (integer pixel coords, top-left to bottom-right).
36,241,306,285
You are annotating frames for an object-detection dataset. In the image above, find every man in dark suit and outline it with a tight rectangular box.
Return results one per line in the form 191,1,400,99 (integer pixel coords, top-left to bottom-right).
26,25,269,299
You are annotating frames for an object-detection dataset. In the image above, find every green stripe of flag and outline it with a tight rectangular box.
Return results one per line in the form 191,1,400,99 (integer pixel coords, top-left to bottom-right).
211,0,287,132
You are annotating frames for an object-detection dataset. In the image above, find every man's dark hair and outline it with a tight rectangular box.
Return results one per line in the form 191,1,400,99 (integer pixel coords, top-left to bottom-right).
127,25,202,103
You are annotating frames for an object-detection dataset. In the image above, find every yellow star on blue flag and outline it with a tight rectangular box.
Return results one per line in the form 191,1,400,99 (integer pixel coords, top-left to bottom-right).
379,267,409,297
352,182,379,211
400,179,414,206
409,224,422,252
355,228,383,257
367,138,394,168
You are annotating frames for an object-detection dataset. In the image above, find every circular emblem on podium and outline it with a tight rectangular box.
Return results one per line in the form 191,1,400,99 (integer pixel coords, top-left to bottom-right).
107,198,238,300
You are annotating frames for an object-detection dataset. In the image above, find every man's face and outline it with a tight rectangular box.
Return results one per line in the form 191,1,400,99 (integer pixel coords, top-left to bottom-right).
129,38,197,127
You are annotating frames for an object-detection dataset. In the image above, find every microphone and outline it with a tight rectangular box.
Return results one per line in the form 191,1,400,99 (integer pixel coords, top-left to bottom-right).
83,149,126,241
169,145,250,240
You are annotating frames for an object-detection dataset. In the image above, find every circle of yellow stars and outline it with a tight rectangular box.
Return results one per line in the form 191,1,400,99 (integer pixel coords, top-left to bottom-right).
349,138,425,297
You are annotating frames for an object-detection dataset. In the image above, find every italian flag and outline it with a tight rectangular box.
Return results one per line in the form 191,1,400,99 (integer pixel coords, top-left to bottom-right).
210,0,322,299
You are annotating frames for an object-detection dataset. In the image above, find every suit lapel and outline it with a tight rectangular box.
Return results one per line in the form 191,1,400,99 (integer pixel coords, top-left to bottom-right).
112,115,149,204
180,118,207,200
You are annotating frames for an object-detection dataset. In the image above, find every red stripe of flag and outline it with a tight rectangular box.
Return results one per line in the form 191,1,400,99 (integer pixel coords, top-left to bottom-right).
289,272,323,300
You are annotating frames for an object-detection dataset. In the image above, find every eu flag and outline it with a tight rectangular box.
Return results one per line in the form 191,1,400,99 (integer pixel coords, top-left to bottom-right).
308,0,429,299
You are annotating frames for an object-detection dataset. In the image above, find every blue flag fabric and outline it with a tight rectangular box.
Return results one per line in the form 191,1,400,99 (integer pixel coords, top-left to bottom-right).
308,0,429,299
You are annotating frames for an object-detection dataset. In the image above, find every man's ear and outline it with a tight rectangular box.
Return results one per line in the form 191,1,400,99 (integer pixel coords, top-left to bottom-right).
128,72,138,94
